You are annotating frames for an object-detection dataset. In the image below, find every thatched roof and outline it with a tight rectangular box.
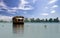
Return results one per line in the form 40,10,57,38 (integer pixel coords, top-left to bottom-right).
12,16,24,20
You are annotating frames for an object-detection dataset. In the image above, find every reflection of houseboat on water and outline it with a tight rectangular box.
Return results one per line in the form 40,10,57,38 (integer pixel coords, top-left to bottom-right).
12,16,24,24
13,24,24,34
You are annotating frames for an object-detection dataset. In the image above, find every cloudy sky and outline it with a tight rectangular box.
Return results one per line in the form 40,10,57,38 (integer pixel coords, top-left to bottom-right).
0,0,60,19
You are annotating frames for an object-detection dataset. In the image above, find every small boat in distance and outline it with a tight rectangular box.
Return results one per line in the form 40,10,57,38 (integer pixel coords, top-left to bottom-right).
44,25,47,28
12,16,24,24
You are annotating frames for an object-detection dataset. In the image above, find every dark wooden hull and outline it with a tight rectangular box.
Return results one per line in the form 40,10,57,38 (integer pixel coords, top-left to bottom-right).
13,22,24,24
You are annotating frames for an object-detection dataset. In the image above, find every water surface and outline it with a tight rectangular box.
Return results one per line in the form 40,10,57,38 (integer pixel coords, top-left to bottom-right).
0,22,60,38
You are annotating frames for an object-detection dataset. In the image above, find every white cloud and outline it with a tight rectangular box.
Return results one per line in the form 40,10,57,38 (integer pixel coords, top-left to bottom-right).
7,10,16,12
59,18,60,21
0,1,8,9
11,7,18,10
0,0,34,15
41,13,49,16
0,1,17,14
52,5,58,8
18,6,33,10
7,7,18,13
20,0,29,5
0,0,17,14
7,7,18,14
48,0,58,4
2,0,34,11
7,9,16,14
18,0,34,10
0,15,13,21
50,10,56,13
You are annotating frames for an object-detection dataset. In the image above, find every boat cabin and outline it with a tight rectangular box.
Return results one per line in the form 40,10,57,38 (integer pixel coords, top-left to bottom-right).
12,16,24,24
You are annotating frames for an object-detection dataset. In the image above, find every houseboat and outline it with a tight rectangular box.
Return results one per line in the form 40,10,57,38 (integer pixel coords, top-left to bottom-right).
12,16,24,24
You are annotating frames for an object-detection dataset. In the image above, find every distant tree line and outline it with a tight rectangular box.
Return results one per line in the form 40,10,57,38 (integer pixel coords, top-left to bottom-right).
24,17,60,22
0,17,60,23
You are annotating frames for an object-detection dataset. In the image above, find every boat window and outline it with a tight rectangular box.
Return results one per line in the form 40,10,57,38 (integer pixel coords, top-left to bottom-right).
18,19,20,21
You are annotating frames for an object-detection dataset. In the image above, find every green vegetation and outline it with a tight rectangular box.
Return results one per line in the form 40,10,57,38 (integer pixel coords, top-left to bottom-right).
0,17,60,23
24,17,60,23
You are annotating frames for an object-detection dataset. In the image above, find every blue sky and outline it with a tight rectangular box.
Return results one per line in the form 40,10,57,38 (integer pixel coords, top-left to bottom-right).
0,0,60,19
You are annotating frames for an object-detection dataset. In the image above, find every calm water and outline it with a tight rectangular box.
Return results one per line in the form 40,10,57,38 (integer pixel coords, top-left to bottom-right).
0,22,60,38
